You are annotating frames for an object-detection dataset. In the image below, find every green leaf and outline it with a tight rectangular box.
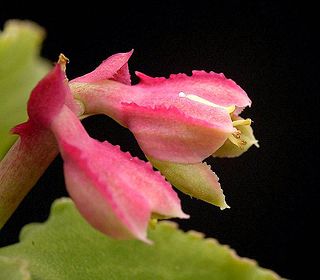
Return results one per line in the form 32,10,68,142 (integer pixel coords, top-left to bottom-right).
0,256,31,280
0,20,51,159
0,198,283,280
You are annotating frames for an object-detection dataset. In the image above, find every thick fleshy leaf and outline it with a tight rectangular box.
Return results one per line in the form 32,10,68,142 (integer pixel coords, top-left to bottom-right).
213,116,259,158
0,20,51,159
50,106,188,242
71,50,133,84
0,198,283,280
0,256,30,280
149,157,229,209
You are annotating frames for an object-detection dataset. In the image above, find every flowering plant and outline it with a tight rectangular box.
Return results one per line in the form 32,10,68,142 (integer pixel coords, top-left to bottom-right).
0,20,282,279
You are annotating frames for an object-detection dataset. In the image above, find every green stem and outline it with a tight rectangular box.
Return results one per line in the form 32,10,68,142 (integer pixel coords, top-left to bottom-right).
0,129,58,229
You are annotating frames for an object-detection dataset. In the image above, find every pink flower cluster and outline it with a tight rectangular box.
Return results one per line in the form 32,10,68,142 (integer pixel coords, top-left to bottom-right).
14,51,257,242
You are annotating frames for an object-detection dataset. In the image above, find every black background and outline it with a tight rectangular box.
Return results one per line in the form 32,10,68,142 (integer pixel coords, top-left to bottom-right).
0,1,318,279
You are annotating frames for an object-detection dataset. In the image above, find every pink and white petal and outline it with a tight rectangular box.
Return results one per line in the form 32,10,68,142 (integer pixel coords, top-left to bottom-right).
122,102,233,163
26,65,69,129
148,156,229,210
134,70,251,109
61,140,152,242
51,106,187,242
102,144,188,220
71,50,133,84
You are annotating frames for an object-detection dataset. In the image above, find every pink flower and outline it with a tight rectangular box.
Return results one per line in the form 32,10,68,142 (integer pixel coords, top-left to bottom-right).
70,50,258,209
18,61,188,243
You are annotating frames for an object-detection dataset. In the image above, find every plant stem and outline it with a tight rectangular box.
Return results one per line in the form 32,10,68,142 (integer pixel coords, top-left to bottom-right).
0,129,58,229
